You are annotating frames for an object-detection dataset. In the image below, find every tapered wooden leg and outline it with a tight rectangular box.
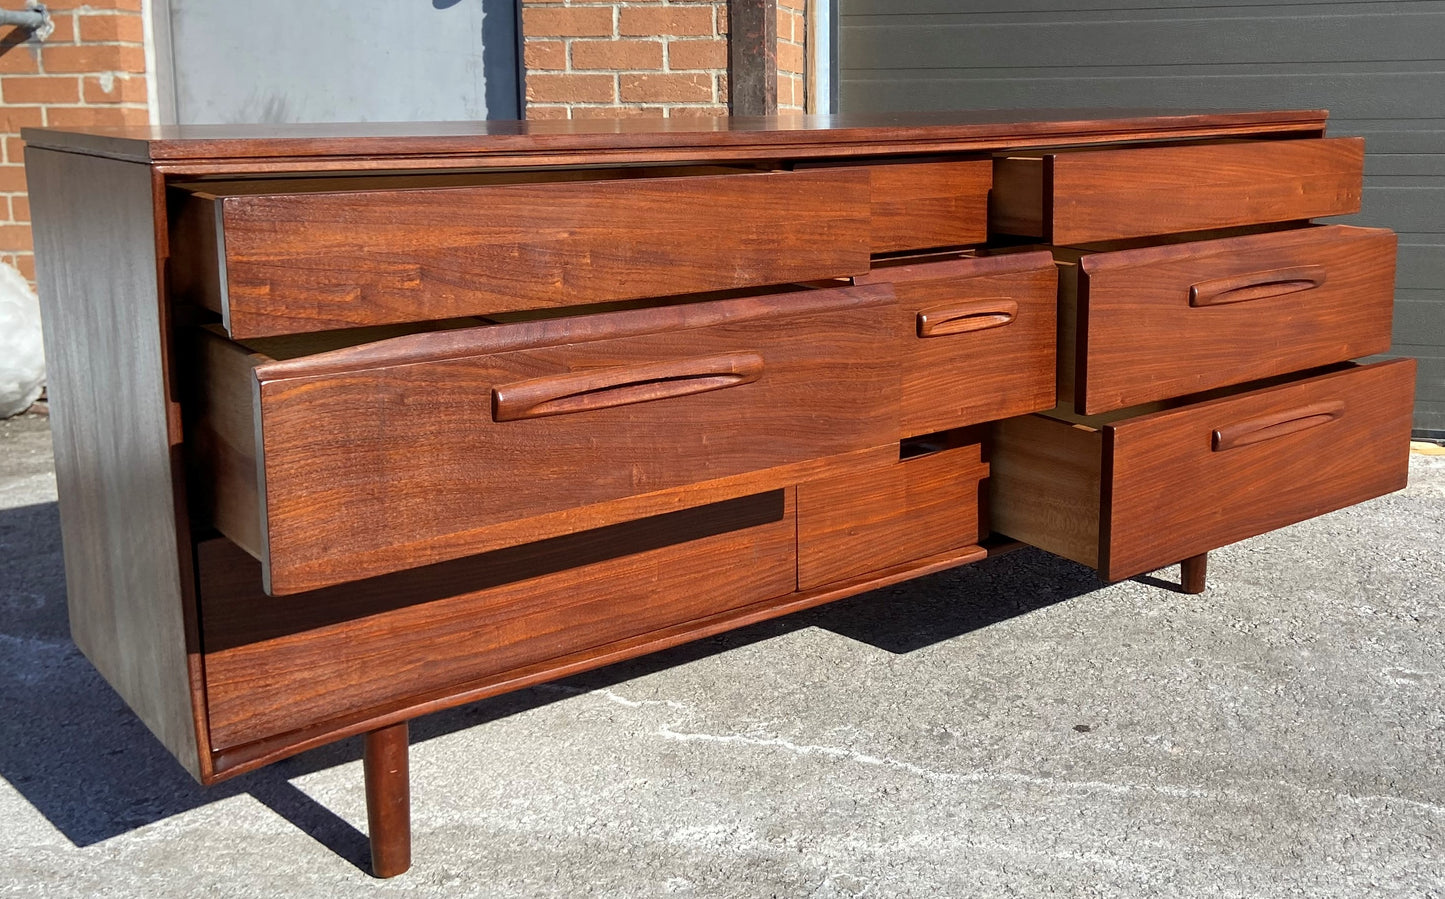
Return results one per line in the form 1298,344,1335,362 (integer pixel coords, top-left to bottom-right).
1180,552,1208,595
364,721,411,878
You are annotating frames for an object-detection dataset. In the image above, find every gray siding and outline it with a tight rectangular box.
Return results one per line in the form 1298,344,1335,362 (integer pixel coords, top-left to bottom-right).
840,0,1445,435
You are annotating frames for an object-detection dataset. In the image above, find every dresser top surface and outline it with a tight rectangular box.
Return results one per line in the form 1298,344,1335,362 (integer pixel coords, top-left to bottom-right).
23,109,1328,169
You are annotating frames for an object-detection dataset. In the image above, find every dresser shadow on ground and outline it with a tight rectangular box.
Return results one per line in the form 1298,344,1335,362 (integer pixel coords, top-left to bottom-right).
1,498,1113,872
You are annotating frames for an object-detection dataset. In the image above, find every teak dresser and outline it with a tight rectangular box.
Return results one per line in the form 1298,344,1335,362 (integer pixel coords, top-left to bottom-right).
22,111,1415,876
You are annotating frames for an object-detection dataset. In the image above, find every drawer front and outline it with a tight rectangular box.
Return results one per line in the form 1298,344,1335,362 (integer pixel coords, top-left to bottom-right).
797,444,988,589
864,160,990,253
199,491,797,751
196,285,900,595
1103,359,1415,581
797,160,991,254
178,169,872,338
858,251,1057,436
1070,225,1397,414
992,137,1364,244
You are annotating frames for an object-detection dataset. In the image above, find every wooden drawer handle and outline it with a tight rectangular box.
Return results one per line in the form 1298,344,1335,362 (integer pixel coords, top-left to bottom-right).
1211,400,1346,452
916,299,1018,337
1189,265,1327,307
492,352,765,422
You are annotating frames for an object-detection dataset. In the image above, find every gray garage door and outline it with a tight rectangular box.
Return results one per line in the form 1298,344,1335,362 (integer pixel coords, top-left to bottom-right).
154,0,520,124
839,0,1445,436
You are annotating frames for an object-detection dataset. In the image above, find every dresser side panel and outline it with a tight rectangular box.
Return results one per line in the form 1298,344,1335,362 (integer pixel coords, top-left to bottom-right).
25,148,200,779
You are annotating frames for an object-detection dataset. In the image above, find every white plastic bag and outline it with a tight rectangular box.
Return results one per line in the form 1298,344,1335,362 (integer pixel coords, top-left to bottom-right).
0,262,46,418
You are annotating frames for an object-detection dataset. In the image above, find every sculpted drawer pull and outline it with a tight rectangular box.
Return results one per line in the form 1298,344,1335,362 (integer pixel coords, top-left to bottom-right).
1189,265,1327,307
1211,400,1346,452
492,352,765,421
916,299,1018,337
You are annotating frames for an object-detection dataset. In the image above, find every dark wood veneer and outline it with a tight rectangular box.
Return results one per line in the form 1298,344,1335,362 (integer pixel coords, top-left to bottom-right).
992,137,1364,243
196,284,899,595
1102,360,1414,581
25,148,205,778
855,250,1058,436
24,110,1327,168
23,109,1408,875
990,360,1416,582
199,491,798,749
1061,225,1398,413
797,444,989,589
178,168,872,337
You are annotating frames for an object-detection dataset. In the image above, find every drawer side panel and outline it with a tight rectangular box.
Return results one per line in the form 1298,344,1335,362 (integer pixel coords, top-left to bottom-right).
866,160,991,253
987,414,1103,568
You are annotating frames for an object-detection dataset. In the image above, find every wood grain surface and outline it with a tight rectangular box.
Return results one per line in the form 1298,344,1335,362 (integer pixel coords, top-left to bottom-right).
797,443,989,589
22,110,1328,173
852,160,991,252
196,285,901,594
855,250,1057,435
176,168,872,337
364,722,411,878
991,360,1415,580
992,137,1364,243
24,111,1416,874
1102,359,1415,581
25,148,203,778
198,491,797,749
987,413,1104,569
1068,225,1397,413
206,538,991,780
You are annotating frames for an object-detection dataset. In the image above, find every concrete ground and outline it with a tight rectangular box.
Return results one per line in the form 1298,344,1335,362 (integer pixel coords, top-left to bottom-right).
1,410,1441,898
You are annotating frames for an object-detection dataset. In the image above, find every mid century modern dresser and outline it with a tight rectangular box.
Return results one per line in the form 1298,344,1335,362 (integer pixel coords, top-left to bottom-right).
23,110,1414,876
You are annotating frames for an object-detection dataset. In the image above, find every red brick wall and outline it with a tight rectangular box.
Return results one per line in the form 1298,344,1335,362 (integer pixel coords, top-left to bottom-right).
0,0,149,281
776,0,805,112
522,0,730,119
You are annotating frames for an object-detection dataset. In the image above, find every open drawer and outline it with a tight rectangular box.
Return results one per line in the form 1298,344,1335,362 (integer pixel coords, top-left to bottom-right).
988,359,1415,582
192,284,900,595
171,167,873,338
990,137,1364,243
1056,225,1397,414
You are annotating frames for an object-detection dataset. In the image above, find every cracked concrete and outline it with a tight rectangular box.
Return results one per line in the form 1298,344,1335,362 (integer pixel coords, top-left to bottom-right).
1,411,1442,898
